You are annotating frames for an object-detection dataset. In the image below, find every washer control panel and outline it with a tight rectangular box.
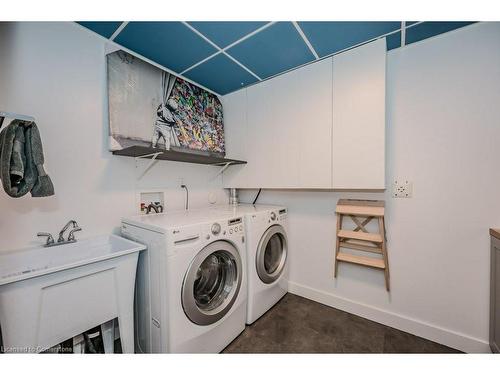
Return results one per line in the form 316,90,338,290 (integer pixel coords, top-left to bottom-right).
227,217,243,236
228,217,242,226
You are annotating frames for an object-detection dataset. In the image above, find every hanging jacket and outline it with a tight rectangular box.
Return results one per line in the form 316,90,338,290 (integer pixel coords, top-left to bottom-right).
0,120,54,197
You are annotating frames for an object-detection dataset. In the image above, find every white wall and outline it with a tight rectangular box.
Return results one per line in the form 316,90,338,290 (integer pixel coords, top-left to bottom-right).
238,22,500,352
0,22,227,251
2,21,499,353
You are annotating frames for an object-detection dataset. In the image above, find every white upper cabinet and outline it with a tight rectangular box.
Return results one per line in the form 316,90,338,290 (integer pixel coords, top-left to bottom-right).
245,73,301,188
223,58,333,189
295,57,333,188
332,38,386,189
222,38,386,190
221,89,248,187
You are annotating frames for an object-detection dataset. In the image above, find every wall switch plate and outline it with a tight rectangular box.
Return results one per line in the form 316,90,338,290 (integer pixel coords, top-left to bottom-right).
392,179,412,198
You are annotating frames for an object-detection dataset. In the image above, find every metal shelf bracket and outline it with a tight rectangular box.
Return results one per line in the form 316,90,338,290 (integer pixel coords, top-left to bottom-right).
213,161,234,178
135,151,163,180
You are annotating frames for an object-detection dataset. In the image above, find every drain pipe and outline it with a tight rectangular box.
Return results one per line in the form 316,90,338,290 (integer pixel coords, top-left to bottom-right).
181,184,189,210
228,188,239,206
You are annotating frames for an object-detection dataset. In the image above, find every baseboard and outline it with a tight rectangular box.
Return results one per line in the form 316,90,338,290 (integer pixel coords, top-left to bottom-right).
288,281,490,353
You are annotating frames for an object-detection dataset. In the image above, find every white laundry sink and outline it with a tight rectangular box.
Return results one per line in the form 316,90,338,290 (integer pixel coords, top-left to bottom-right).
0,235,145,353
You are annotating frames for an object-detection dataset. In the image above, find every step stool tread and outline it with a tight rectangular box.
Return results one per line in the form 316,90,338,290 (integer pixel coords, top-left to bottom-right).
338,229,383,243
336,253,386,269
336,205,385,217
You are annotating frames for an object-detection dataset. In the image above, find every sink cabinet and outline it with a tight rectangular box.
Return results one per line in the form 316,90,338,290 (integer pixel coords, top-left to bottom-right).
0,235,145,353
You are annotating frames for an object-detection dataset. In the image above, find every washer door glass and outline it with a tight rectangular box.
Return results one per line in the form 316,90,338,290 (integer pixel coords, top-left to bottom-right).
256,225,287,284
182,240,242,326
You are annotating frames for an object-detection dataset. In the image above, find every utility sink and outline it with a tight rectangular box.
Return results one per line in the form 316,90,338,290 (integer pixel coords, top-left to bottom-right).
0,235,145,285
0,235,145,353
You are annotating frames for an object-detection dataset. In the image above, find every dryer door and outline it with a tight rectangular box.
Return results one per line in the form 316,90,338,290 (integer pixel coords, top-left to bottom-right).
182,240,242,326
256,224,288,284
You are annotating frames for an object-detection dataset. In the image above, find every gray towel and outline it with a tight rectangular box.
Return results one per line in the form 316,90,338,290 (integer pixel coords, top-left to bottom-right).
0,120,54,197
29,124,54,197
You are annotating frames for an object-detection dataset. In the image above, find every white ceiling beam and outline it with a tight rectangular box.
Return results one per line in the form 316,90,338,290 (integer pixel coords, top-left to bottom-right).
181,21,262,80
223,51,261,81
110,21,129,41
238,27,403,93
73,22,222,96
401,21,406,47
180,51,222,75
80,21,434,97
292,21,319,59
401,22,425,47
221,21,276,52
182,21,222,50
405,21,424,29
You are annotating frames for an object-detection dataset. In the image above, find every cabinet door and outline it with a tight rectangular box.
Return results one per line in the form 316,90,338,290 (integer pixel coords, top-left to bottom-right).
332,38,386,189
236,59,332,189
221,89,248,188
295,57,333,188
244,80,274,188
245,74,301,188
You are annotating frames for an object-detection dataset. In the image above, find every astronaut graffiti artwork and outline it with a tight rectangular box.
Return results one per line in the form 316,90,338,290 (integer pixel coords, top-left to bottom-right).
107,50,225,155
153,99,179,150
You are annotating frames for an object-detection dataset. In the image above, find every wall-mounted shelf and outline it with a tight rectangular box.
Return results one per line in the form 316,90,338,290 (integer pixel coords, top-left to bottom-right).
113,145,247,165
112,145,247,180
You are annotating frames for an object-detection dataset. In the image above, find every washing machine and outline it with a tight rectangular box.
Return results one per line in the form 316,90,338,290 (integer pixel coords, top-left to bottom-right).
120,208,247,353
213,204,289,324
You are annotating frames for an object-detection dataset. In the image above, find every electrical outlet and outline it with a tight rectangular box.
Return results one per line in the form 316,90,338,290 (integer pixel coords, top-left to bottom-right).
392,179,412,198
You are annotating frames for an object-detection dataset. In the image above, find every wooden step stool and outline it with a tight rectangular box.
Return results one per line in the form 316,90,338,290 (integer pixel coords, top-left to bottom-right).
334,199,390,291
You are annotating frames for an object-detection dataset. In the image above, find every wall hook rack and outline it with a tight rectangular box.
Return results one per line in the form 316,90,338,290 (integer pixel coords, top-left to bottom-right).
0,110,36,129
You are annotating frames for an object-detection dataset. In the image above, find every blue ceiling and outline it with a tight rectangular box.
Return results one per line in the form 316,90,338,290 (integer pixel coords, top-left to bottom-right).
227,22,316,79
78,21,122,38
298,21,401,56
114,22,217,73
187,21,267,48
405,22,475,45
78,21,476,95
184,53,259,94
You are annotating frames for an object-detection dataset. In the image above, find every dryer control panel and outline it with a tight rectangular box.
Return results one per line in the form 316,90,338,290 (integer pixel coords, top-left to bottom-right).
269,208,287,223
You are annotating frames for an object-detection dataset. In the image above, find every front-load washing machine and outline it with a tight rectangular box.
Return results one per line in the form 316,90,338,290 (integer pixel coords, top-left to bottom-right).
213,204,289,324
120,208,247,353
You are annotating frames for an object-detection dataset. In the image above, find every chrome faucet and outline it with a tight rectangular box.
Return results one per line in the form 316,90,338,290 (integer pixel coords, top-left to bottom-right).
37,220,82,247
58,220,81,243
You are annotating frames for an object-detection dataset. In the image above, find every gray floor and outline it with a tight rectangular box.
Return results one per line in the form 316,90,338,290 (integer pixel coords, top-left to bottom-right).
223,294,461,353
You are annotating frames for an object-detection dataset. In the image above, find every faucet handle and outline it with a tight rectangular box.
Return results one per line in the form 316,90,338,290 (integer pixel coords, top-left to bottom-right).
68,227,82,242
58,220,78,242
37,232,55,246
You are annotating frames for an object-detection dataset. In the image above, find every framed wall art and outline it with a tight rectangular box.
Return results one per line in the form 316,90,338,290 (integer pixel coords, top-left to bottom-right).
107,50,225,156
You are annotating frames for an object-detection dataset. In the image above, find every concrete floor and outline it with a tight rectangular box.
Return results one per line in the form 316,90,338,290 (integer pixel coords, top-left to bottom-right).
223,293,461,353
